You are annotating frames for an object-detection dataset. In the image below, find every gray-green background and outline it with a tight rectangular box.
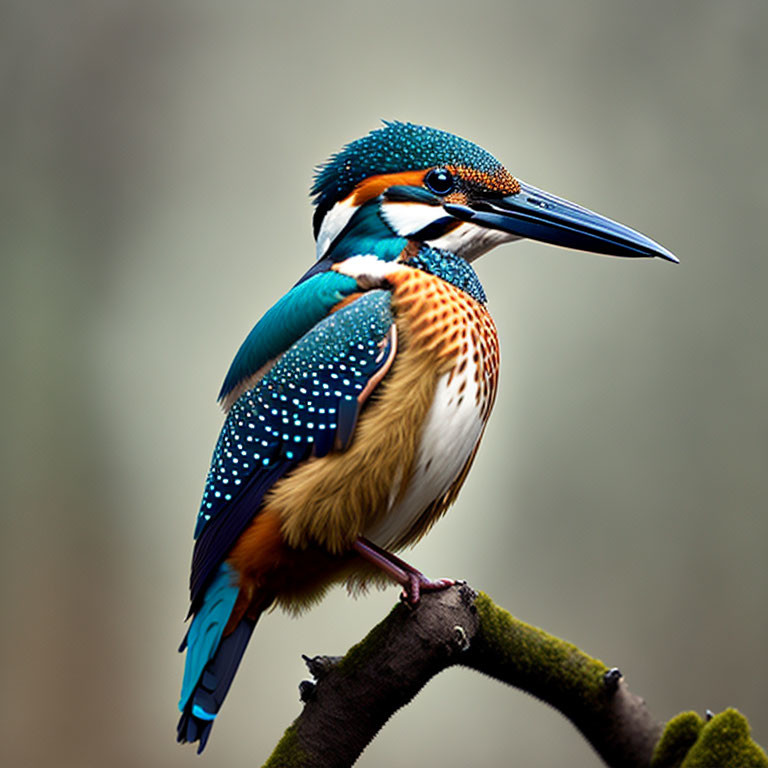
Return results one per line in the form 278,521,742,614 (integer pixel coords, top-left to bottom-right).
3,1,766,766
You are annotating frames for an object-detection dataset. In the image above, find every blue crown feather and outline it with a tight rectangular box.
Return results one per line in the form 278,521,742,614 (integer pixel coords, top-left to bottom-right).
311,121,503,212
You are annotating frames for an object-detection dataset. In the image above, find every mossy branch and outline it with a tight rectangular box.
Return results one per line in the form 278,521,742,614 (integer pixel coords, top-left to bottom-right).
261,584,766,768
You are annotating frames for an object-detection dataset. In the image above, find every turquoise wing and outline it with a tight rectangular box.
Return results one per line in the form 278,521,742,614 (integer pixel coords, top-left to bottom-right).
218,270,360,403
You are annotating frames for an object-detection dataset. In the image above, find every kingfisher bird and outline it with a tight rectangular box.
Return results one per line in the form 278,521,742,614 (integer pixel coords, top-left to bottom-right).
177,121,676,751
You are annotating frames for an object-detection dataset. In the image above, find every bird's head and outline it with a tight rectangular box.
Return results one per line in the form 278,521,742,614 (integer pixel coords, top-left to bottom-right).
307,121,675,282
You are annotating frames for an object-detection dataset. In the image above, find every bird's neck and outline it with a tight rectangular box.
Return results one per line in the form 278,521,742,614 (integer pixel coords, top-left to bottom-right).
319,200,487,305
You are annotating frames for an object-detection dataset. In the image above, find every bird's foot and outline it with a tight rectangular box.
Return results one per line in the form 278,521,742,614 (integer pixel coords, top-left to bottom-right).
353,537,454,604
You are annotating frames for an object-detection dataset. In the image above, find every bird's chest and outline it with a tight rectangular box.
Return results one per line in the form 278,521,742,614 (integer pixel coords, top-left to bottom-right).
363,269,500,548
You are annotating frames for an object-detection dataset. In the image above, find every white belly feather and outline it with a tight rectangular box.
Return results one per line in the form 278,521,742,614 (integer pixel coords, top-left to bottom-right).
364,349,485,549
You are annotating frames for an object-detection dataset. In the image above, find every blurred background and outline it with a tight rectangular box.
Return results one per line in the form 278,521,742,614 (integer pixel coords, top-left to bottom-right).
2,1,767,766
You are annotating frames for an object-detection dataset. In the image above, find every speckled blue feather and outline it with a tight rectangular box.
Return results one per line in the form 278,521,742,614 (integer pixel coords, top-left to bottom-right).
312,121,503,212
198,288,394,537
409,246,487,305
188,290,395,609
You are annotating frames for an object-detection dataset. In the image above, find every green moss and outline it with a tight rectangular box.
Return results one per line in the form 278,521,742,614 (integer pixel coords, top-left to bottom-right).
651,711,703,768
473,592,608,702
262,723,307,768
681,709,768,768
651,709,767,768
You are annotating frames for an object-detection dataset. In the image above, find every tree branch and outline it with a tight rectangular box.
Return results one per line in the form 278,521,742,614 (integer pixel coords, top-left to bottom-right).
261,583,766,768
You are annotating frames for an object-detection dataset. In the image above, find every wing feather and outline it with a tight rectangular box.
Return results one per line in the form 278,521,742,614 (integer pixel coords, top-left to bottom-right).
217,271,359,404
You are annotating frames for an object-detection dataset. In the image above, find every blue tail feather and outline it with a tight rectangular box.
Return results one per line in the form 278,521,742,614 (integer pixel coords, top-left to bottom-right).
177,617,257,753
178,561,257,753
179,562,240,710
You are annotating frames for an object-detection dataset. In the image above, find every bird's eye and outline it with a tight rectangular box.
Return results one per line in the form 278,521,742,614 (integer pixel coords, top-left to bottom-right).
424,168,454,196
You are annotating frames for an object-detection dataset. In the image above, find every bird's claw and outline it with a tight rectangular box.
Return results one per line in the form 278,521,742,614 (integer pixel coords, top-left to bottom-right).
400,575,456,604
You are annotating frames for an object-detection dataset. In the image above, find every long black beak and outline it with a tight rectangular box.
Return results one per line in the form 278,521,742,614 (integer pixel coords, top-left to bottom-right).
444,180,678,262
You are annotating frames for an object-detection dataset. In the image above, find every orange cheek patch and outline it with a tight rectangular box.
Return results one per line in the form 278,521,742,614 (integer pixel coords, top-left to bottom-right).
448,165,520,195
350,170,432,205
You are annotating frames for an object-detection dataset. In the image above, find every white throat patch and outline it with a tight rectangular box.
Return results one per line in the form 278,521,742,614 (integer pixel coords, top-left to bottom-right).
426,221,518,261
380,201,447,238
